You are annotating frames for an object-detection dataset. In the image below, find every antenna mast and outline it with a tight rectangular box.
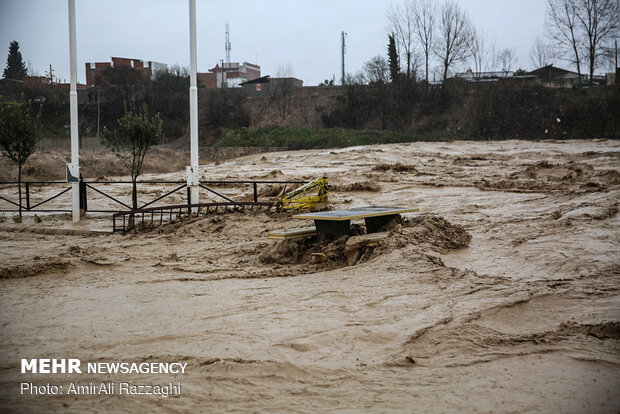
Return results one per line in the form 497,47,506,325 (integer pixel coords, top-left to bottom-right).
225,23,231,63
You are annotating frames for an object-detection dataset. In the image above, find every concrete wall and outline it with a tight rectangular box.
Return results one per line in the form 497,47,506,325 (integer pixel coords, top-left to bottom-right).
243,85,344,129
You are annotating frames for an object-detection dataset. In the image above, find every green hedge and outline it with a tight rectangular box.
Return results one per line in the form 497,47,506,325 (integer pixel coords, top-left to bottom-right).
215,127,452,150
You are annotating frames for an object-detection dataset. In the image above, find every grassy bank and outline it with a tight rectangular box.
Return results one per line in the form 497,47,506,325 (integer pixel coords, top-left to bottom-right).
215,127,461,150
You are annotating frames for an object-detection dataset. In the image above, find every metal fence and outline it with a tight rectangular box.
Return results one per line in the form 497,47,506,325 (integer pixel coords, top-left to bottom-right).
0,178,306,232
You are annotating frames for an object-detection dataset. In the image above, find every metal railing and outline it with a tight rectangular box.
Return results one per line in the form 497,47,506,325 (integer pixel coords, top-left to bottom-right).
0,178,306,231
0,181,72,213
111,201,273,233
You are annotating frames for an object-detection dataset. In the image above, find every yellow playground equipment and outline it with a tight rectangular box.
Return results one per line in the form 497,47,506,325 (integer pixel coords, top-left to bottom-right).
275,174,329,211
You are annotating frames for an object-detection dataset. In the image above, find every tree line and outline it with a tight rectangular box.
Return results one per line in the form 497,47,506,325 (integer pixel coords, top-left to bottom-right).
315,0,618,134
354,0,618,85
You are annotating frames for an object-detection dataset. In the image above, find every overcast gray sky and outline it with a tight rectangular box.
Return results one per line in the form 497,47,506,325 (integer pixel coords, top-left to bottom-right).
0,0,548,85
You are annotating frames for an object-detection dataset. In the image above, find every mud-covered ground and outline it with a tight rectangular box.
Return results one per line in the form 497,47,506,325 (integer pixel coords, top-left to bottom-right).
0,147,190,182
0,139,618,413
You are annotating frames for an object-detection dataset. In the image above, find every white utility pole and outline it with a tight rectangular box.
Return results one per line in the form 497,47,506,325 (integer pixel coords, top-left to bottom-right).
68,0,80,222
187,0,200,211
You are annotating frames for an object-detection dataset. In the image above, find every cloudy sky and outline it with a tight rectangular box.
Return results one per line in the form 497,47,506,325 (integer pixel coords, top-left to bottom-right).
0,0,549,85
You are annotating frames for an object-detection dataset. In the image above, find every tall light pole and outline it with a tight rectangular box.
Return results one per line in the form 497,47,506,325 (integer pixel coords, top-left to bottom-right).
341,31,347,85
68,0,80,222
187,0,200,211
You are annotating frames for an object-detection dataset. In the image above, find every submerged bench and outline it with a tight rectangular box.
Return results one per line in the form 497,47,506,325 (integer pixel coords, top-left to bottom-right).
268,226,317,240
267,206,419,241
293,206,419,238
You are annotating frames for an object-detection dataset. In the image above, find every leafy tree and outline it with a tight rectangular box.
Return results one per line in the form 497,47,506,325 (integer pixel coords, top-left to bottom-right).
3,41,28,80
388,34,400,83
101,103,163,210
146,65,189,138
202,89,249,132
0,95,40,216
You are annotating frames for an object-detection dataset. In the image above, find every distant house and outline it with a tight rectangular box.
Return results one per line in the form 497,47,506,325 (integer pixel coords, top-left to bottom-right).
22,75,86,92
455,69,513,81
527,65,581,88
22,76,50,89
197,61,261,89
240,76,303,95
85,57,167,86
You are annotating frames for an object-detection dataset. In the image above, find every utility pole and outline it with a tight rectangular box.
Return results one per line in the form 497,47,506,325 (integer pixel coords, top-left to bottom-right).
187,0,200,212
220,59,225,88
96,86,100,137
68,0,80,222
46,64,54,84
341,31,347,85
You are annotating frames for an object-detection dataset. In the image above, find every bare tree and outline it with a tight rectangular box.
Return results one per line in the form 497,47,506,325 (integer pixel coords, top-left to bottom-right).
388,0,417,79
497,48,516,76
435,1,473,82
276,63,295,79
574,0,619,84
546,0,584,79
363,55,390,84
529,36,557,68
469,28,489,78
272,64,296,120
600,39,618,72
487,36,500,72
359,55,392,129
412,0,437,82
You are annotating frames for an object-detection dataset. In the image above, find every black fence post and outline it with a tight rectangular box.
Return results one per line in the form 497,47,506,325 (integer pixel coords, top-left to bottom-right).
79,176,87,212
253,182,258,203
187,186,191,215
25,182,30,211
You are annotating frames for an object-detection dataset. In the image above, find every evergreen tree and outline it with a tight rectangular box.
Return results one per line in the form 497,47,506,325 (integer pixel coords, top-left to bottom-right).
3,41,28,80
388,34,400,83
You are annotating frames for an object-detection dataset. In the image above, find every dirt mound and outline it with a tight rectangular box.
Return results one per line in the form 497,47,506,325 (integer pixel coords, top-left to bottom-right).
403,216,471,250
0,147,189,181
260,236,348,266
260,216,470,268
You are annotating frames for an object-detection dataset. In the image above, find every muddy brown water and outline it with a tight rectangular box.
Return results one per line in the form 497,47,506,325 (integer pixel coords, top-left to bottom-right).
0,139,618,413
